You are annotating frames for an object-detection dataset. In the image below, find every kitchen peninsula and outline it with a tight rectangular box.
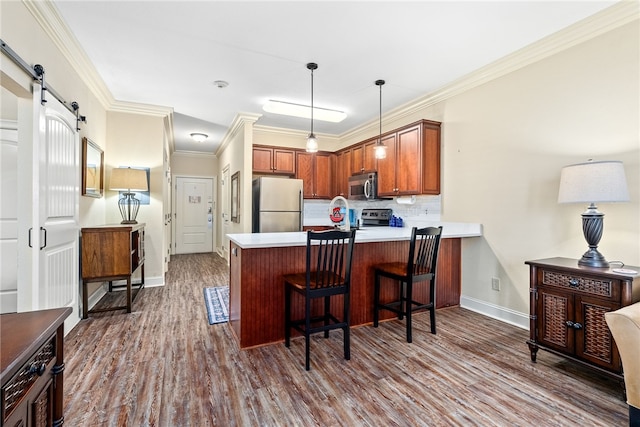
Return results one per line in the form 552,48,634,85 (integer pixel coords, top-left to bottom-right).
227,223,481,348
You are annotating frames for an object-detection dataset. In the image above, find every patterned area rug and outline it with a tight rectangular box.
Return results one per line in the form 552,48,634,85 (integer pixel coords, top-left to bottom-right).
203,286,229,324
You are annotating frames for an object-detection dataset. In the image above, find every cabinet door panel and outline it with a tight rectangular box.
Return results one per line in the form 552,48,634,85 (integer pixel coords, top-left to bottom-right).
273,149,295,174
335,150,350,197
296,152,314,198
536,287,574,354
363,141,377,173
376,134,396,196
396,125,421,195
422,123,441,194
314,154,332,199
351,144,364,175
575,295,620,370
252,147,273,173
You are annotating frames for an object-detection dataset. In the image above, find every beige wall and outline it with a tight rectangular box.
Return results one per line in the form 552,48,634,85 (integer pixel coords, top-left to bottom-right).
171,152,218,177
106,112,166,281
382,20,639,322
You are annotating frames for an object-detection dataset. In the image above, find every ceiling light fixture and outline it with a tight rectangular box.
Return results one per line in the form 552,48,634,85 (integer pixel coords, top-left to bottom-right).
190,132,208,142
374,79,387,160
213,80,229,88
306,62,318,153
263,100,347,123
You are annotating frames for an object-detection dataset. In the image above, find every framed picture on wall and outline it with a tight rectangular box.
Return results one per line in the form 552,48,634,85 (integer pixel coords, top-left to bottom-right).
82,137,104,198
231,171,240,223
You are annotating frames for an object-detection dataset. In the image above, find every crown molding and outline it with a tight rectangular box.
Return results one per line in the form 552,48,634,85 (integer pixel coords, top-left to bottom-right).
253,124,339,142
341,0,639,142
216,112,262,155
109,100,174,117
24,0,114,109
171,150,217,159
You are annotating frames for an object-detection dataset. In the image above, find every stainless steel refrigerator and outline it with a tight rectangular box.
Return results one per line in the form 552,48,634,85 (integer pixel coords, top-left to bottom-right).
252,177,304,233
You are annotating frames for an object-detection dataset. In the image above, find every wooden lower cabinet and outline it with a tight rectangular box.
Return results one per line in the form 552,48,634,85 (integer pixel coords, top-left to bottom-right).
526,258,640,379
81,224,145,318
1,308,71,427
229,238,461,348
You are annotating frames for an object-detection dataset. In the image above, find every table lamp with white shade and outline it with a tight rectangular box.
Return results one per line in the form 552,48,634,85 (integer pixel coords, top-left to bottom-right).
109,167,148,224
557,160,629,268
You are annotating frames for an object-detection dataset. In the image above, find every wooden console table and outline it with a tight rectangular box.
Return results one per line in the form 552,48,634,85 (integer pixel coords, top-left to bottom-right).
1,307,72,426
525,257,640,381
81,223,145,318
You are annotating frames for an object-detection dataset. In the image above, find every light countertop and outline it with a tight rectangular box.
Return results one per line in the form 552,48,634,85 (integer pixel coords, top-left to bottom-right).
227,222,482,249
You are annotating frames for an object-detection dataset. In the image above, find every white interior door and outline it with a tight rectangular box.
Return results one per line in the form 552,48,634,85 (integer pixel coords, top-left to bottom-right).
0,121,19,313
19,84,80,332
175,176,213,254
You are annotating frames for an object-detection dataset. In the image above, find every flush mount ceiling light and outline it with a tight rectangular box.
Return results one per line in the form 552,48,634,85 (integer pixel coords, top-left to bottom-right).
190,132,208,142
212,80,229,88
306,62,319,153
263,100,347,123
374,79,387,160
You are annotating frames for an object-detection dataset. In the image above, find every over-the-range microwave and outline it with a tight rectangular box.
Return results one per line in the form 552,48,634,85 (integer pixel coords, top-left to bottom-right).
348,172,378,200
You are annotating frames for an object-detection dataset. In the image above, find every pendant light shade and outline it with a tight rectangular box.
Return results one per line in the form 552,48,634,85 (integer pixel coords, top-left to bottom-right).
374,79,387,159
306,62,318,153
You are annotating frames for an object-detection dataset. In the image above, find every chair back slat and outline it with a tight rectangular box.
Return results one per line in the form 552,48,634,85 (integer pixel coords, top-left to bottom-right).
408,226,443,277
307,229,356,290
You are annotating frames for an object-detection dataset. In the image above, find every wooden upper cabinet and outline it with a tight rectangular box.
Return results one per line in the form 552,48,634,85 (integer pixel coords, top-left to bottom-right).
422,120,441,195
396,124,422,195
376,133,397,196
377,121,440,197
334,150,351,197
351,141,377,175
252,145,295,175
296,151,333,199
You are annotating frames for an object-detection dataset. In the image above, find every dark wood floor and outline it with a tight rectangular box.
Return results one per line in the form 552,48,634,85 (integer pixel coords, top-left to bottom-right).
63,253,627,426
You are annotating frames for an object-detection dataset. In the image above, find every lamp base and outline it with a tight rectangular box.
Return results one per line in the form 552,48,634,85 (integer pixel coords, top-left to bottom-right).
578,249,609,268
118,192,141,225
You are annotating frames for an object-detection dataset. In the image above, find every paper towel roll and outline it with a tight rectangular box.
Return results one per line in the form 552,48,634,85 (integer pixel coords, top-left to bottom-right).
395,195,416,205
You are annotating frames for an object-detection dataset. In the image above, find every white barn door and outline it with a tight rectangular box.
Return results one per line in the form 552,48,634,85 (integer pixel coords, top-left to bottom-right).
19,84,80,332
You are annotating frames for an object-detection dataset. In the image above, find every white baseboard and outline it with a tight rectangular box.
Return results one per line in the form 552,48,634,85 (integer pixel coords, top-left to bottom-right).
460,296,529,330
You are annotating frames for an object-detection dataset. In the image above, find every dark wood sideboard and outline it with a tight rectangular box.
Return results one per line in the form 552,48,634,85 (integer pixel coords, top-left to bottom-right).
1,307,72,426
81,223,145,318
525,257,640,382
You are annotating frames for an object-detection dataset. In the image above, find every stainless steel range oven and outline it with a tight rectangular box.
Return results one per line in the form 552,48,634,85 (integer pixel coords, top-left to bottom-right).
360,208,393,227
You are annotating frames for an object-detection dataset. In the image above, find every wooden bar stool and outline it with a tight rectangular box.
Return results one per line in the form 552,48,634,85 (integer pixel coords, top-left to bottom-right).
284,229,356,370
373,226,442,343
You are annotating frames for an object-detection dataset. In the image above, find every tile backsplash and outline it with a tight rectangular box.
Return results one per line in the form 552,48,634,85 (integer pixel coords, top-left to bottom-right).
303,195,441,227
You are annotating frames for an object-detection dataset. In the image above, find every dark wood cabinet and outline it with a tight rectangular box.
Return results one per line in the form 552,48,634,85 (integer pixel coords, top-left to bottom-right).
526,257,640,379
81,224,145,318
350,141,377,175
421,120,441,195
377,124,422,196
252,145,295,175
1,307,71,427
296,151,333,199
334,150,351,197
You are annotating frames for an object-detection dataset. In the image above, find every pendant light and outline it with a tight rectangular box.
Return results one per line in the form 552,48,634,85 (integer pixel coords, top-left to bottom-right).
374,79,387,159
306,62,318,153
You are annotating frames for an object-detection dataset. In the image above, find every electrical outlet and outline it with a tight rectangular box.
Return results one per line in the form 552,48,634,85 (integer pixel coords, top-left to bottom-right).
491,277,501,291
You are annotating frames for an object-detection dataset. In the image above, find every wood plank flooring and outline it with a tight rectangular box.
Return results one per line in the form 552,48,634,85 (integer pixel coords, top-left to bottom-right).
63,253,627,426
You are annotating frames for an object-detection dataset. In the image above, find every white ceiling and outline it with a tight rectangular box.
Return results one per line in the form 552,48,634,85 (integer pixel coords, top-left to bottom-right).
52,1,617,154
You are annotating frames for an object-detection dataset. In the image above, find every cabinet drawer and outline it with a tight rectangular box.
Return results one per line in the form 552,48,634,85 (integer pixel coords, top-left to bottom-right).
540,270,619,301
2,335,56,421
